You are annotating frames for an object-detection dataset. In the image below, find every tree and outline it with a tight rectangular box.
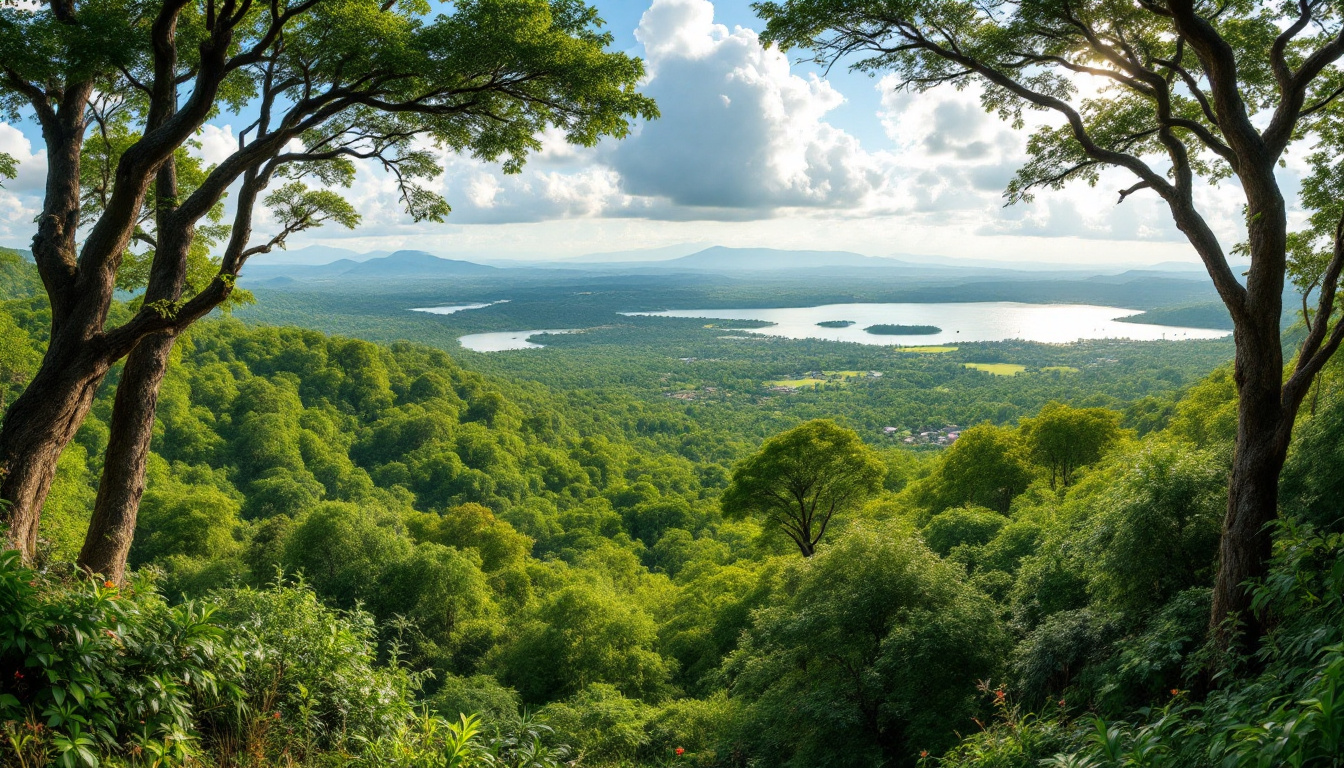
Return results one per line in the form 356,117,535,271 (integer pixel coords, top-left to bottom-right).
721,419,885,557
0,0,656,574
1019,401,1123,489
493,583,670,704
912,423,1033,514
755,0,1344,641
723,522,1006,767
921,505,1006,557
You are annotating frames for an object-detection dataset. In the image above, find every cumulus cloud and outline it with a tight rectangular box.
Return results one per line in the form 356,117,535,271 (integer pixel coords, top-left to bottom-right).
0,124,44,246
603,0,888,215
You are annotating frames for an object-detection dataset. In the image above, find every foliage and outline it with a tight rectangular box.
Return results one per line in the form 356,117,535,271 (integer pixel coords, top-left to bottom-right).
0,552,241,768
494,584,670,704
722,522,1007,767
911,424,1034,514
1019,402,1123,490
922,505,1008,557
722,419,885,556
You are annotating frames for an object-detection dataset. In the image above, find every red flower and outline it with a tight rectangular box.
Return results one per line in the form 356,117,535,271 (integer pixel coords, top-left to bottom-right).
675,747,685,756
12,670,22,680
920,750,930,758
273,712,282,719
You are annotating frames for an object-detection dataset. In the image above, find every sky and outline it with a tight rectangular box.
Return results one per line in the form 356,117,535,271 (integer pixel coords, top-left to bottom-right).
0,0,1301,265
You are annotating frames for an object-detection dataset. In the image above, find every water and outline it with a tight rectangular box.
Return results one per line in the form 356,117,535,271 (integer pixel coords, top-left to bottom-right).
624,302,1230,345
410,300,508,315
458,329,579,352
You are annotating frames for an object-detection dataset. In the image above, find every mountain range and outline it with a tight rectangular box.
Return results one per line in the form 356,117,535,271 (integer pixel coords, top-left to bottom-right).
239,244,1223,285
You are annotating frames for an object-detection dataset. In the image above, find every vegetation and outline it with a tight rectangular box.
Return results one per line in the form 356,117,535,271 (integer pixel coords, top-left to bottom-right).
964,363,1028,377
721,420,885,556
0,0,657,583
865,324,941,335
756,0,1344,647
3,0,1344,765
3,230,1344,768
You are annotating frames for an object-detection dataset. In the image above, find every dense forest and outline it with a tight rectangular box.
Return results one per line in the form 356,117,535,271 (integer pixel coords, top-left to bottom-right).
5,240,1344,767
4,0,1344,764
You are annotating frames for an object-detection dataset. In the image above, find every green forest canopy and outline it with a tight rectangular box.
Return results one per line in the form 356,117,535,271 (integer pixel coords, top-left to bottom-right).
4,247,1344,767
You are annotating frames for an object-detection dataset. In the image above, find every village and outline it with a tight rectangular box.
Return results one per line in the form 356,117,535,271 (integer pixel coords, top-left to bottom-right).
886,424,962,446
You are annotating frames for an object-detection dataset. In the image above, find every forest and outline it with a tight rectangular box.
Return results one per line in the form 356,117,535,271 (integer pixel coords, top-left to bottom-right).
4,0,1344,766
4,231,1344,767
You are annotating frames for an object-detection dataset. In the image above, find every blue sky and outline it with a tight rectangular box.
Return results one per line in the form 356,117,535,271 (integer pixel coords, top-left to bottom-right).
0,0,1276,265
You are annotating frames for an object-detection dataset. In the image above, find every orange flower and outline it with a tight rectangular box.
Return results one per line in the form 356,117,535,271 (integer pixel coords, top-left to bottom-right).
104,580,116,589
1170,688,1181,696
273,712,282,719
920,750,930,758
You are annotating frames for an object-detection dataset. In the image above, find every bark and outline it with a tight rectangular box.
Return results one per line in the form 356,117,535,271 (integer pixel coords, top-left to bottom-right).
1207,161,1294,646
79,131,186,580
0,339,112,559
77,332,177,580
1210,330,1292,644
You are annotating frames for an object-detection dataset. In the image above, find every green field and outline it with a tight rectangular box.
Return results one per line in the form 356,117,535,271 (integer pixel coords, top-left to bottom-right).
964,362,1028,376
766,370,869,388
897,345,958,353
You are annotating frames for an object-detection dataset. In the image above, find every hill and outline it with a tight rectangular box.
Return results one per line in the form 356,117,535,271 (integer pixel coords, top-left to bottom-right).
341,250,499,278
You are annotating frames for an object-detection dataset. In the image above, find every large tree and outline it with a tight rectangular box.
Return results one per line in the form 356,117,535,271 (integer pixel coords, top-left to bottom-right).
1019,401,1123,489
722,419,885,556
755,0,1344,643
0,0,655,573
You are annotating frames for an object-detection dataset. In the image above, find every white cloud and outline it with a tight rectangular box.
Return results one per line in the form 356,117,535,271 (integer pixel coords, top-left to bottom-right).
0,124,44,246
605,0,888,215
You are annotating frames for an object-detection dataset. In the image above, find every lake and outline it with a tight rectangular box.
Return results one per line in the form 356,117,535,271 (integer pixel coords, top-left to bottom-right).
624,302,1230,345
458,329,579,352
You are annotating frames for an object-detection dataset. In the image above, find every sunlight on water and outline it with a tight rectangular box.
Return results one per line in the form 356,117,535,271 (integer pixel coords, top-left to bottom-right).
623,302,1230,345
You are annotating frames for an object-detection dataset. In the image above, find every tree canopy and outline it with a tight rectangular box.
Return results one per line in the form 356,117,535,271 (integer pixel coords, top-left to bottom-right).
754,0,1344,639
721,419,885,556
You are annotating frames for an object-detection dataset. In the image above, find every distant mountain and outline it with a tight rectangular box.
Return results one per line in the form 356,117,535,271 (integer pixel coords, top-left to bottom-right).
239,251,496,283
341,250,498,278
664,246,907,271
252,244,390,265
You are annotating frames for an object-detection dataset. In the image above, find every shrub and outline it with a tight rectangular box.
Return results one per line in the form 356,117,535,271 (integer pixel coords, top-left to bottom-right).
0,551,243,768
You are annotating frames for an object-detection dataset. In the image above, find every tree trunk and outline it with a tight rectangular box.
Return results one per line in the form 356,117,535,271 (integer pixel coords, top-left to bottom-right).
77,332,176,580
0,339,111,560
1210,331,1295,645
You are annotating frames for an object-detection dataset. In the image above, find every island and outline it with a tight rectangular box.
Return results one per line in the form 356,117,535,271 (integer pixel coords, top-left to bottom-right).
816,320,856,328
864,324,942,335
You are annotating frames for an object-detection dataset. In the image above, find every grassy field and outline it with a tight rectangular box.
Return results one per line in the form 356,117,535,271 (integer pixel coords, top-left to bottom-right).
897,345,958,354
765,370,870,388
964,362,1028,376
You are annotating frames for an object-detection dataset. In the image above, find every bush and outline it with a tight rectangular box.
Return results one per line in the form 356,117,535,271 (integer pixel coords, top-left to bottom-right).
922,505,1007,557
723,522,1007,767
0,551,533,768
0,551,243,768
